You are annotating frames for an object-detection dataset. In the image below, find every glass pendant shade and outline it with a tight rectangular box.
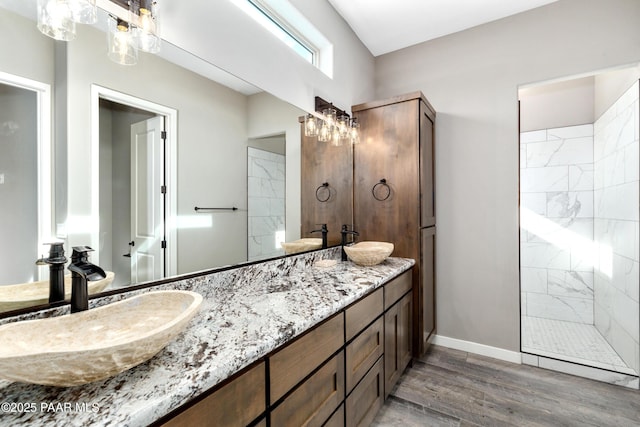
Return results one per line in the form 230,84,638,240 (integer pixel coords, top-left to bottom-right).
108,17,138,66
37,0,76,41
318,120,331,142
330,126,342,147
337,114,350,144
304,114,318,137
350,118,360,144
68,0,97,24
134,0,161,53
322,108,336,128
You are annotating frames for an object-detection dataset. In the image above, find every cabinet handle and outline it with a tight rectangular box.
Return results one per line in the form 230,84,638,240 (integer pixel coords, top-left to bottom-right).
372,179,391,201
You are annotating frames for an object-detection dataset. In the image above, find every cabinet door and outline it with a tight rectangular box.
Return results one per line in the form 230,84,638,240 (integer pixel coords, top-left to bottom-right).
161,362,265,427
384,292,412,397
353,100,420,260
421,227,436,348
300,122,354,246
420,102,435,227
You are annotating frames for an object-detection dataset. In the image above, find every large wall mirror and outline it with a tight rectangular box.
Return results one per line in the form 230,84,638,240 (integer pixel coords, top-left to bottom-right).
0,0,308,315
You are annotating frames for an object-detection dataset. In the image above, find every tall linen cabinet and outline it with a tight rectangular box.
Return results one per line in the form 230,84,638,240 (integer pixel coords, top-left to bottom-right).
352,92,436,356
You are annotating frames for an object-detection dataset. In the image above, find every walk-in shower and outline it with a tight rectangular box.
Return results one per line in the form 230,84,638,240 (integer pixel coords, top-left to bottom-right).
519,66,640,388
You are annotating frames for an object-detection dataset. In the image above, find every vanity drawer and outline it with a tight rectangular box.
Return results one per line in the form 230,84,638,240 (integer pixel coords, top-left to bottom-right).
161,361,265,427
346,356,384,427
269,313,344,404
346,316,384,393
345,288,383,341
270,352,345,427
384,270,412,310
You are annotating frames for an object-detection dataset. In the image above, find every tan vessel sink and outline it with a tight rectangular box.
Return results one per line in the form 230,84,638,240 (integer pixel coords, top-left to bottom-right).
344,241,394,266
0,271,115,312
281,238,323,254
0,290,202,387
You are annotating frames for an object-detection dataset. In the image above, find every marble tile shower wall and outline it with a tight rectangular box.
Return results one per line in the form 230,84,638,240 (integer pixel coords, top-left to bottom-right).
593,81,640,374
247,147,286,261
520,124,595,324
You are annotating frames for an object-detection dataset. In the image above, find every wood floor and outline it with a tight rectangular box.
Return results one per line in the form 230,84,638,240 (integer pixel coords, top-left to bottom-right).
371,345,640,426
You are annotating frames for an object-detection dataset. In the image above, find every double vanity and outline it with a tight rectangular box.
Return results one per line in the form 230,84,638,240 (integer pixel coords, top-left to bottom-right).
0,247,414,426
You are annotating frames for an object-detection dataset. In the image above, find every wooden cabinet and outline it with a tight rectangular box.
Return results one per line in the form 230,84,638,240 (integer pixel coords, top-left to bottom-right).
160,361,265,427
161,272,415,427
421,227,436,340
270,314,344,404
383,271,412,311
345,356,384,427
271,352,345,427
346,317,384,393
352,92,436,356
345,288,383,341
384,292,412,397
324,404,345,427
300,118,354,246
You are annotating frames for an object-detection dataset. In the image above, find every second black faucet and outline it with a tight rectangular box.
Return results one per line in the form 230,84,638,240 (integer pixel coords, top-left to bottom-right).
340,225,359,261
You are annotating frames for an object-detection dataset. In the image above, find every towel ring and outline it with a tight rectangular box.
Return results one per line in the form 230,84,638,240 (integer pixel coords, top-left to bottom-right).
372,179,391,201
316,182,331,202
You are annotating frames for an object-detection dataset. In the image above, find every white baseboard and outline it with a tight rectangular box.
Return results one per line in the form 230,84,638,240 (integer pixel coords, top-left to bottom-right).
432,334,522,364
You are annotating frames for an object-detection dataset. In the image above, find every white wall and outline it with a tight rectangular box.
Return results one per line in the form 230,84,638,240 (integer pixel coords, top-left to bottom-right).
375,0,640,351
519,77,594,132
161,0,375,114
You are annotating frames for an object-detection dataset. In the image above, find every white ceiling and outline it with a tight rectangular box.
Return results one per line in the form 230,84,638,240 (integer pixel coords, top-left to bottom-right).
327,0,559,56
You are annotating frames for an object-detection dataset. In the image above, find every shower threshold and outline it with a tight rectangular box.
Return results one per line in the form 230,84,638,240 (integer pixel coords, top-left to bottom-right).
521,316,637,376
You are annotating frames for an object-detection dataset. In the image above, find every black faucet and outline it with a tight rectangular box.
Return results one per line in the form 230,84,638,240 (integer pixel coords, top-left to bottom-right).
67,246,106,313
36,242,68,303
340,224,359,261
311,224,328,249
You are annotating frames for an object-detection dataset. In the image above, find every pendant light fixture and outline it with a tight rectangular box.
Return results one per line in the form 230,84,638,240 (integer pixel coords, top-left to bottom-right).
36,0,161,66
37,0,76,41
306,97,360,146
69,0,97,24
349,118,360,144
133,0,161,53
107,16,138,66
304,114,319,137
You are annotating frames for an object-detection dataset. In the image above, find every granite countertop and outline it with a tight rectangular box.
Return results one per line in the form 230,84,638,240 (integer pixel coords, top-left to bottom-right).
0,248,414,427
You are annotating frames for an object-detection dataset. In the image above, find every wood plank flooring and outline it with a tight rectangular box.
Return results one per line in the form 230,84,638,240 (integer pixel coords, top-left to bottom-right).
372,345,640,426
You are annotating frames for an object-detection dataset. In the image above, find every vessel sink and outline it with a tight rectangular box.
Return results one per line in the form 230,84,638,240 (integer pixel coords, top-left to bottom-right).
0,271,115,312
281,238,323,254
0,290,202,387
344,241,394,266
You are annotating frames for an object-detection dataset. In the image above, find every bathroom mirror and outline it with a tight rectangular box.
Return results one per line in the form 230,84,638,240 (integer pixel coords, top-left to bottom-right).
0,1,310,315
